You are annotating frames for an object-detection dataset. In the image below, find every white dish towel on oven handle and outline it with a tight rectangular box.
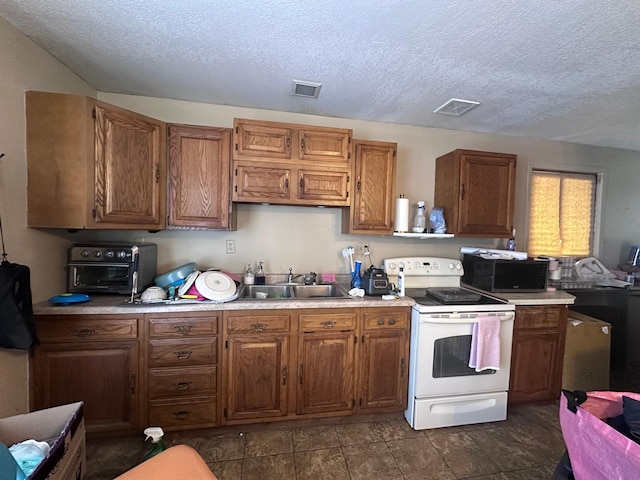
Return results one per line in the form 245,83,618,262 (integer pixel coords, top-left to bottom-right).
468,315,501,372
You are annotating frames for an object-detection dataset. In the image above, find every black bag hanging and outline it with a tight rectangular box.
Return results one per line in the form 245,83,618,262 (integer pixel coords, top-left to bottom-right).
0,173,39,350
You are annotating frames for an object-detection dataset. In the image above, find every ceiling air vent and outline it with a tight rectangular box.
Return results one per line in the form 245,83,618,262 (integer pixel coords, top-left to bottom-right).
434,98,480,116
292,80,322,99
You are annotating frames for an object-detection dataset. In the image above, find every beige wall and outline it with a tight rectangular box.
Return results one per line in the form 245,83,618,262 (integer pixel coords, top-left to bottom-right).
0,18,96,417
3,15,640,418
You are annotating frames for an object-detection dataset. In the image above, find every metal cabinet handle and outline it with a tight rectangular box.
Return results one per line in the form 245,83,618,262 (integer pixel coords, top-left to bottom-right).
300,174,304,189
175,325,192,334
286,133,290,148
76,328,96,337
155,163,160,183
173,410,191,420
299,364,304,384
174,350,192,359
285,177,289,190
388,319,396,325
461,183,466,200
129,373,136,394
251,323,267,332
301,136,305,150
401,358,406,374
321,321,336,329
174,382,191,391
282,365,287,385
377,320,384,326
356,176,361,192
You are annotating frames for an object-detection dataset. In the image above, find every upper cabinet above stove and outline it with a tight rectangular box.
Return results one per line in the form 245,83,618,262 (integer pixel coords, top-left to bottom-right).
434,149,516,238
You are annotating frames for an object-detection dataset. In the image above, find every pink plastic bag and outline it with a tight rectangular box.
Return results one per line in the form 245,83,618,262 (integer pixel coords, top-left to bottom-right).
559,391,640,480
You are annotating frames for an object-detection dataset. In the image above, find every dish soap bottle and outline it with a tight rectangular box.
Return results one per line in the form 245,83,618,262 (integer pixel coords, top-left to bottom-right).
243,263,255,285
140,427,166,463
397,265,405,297
255,261,266,285
413,201,426,233
506,229,517,251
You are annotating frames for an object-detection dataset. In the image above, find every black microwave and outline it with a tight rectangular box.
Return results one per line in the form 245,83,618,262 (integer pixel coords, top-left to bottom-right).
461,254,549,292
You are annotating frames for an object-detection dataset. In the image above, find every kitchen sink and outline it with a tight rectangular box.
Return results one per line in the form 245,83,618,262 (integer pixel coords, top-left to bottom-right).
292,284,349,298
239,283,350,300
239,285,294,299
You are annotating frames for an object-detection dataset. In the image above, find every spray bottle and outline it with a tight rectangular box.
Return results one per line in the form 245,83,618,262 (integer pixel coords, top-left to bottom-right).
140,427,166,463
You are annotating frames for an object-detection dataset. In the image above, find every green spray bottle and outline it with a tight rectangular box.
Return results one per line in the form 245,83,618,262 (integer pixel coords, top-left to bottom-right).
140,427,166,463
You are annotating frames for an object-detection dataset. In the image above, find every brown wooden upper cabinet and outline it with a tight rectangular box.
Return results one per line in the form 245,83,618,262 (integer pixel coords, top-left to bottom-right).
232,118,353,206
433,149,516,237
167,124,235,230
342,140,397,235
26,91,166,230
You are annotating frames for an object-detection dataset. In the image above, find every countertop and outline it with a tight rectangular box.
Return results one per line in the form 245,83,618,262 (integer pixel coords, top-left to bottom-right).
34,293,416,315
493,290,576,306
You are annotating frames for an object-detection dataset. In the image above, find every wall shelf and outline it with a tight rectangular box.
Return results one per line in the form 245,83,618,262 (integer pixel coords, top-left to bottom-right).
393,232,454,239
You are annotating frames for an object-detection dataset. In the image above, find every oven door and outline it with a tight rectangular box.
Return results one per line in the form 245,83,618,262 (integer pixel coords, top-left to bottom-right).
411,310,515,398
68,262,133,294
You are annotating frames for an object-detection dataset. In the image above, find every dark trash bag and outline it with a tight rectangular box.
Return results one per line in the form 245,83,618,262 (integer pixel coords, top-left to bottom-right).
0,260,38,350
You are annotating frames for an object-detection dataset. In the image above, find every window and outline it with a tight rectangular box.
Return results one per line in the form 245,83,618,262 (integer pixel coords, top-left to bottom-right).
528,170,597,257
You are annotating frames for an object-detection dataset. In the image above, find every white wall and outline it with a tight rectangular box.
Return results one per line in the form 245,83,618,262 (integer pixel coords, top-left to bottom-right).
3,15,640,417
0,18,96,416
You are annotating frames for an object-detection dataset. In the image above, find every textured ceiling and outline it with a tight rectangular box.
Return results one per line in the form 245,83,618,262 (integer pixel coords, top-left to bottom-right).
2,0,640,151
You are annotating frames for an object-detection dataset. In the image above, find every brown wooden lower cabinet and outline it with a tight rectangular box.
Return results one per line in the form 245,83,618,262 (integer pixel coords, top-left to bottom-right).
30,315,141,435
31,306,411,433
508,305,567,404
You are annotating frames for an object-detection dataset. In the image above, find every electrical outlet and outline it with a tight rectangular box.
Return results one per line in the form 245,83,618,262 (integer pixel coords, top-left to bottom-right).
355,243,367,255
226,240,236,254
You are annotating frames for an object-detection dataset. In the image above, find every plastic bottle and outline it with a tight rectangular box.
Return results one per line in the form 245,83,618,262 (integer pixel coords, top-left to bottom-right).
413,201,426,233
506,229,517,251
255,261,266,285
141,427,166,463
351,261,362,288
397,266,405,297
243,263,255,285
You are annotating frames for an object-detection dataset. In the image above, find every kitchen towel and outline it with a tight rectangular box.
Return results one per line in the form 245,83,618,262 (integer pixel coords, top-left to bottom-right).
394,196,409,232
468,315,501,372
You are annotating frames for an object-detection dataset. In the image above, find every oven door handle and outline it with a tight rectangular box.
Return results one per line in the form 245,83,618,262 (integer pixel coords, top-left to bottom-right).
419,312,515,323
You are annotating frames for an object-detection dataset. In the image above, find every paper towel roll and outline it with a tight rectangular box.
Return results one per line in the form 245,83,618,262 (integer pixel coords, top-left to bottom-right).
394,197,409,232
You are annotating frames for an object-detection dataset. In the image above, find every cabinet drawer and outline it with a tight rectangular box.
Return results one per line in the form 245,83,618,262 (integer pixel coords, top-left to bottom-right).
363,311,408,330
148,339,216,367
515,306,564,329
148,366,217,399
148,316,218,338
298,313,357,332
149,397,216,427
36,317,138,342
226,314,290,334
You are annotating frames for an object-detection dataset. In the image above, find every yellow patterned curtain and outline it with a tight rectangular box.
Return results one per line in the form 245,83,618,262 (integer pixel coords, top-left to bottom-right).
528,171,595,257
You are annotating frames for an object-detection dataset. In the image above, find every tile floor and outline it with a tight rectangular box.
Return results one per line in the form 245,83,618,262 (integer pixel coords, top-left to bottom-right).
85,402,566,480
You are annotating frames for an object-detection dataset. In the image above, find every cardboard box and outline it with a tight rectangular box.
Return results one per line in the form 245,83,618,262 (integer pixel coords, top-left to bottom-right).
0,402,85,480
562,311,611,392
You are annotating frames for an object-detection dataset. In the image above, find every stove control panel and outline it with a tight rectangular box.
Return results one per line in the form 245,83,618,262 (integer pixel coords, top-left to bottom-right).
382,257,463,277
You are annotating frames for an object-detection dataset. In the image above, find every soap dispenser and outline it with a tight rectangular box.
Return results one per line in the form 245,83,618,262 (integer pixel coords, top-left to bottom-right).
244,263,255,285
255,261,266,285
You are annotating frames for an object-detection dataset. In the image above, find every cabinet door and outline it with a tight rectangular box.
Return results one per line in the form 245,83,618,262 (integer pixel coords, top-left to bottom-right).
233,163,291,202
509,330,562,403
457,152,516,237
297,168,350,205
297,332,355,415
344,140,396,234
233,119,293,161
167,124,234,229
360,329,408,411
94,103,165,228
298,127,351,163
31,341,139,434
508,305,567,404
224,335,289,421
